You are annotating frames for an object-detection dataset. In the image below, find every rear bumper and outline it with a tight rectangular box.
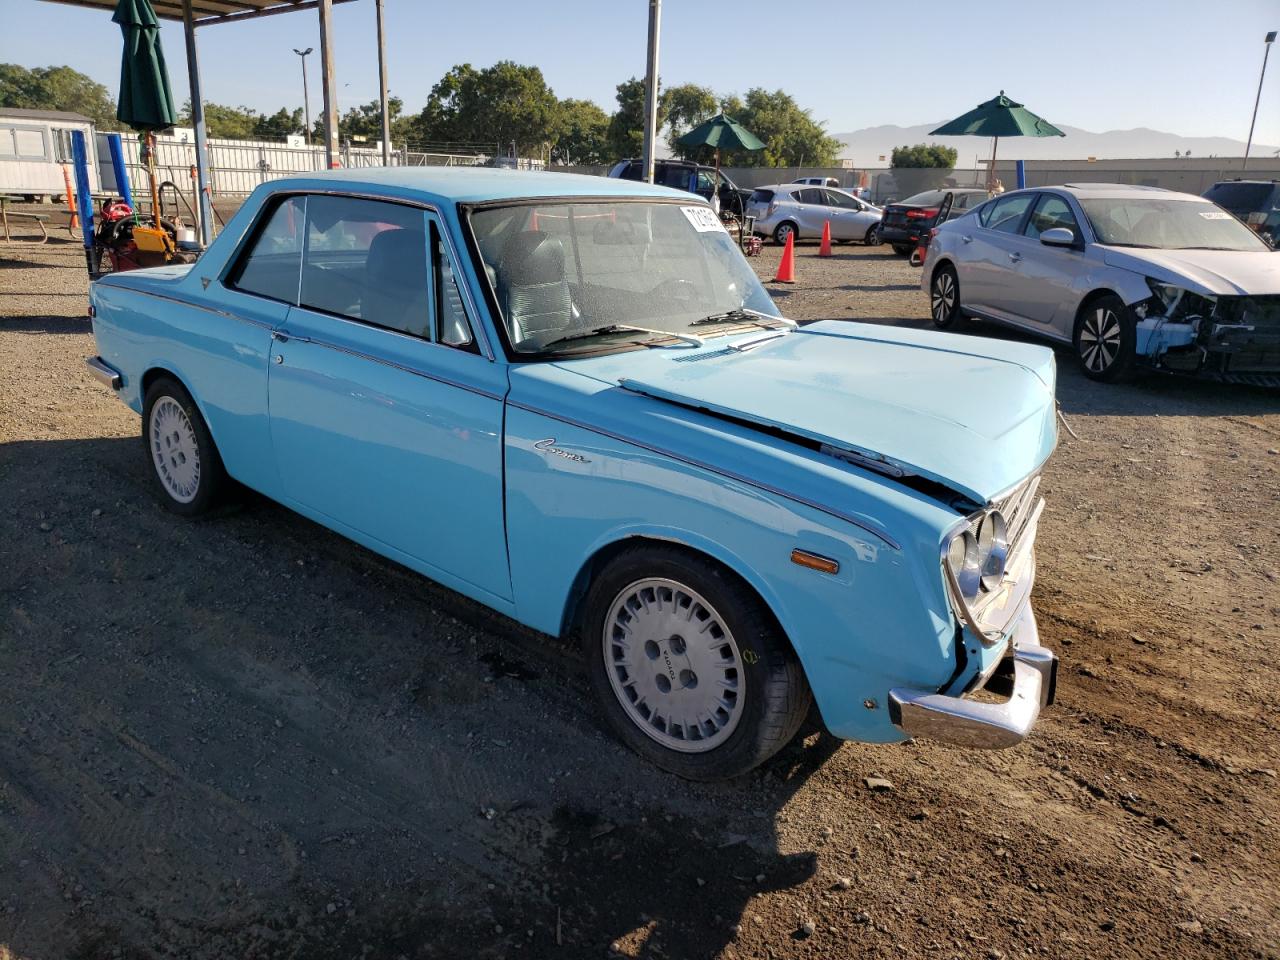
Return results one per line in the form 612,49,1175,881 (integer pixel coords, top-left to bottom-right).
878,224,918,245
86,356,122,390
887,605,1057,749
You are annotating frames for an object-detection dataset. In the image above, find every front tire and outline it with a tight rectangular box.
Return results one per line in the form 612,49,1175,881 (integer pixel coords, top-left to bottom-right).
773,221,798,245
1074,295,1135,382
929,264,963,329
864,223,881,246
581,544,812,781
142,376,227,515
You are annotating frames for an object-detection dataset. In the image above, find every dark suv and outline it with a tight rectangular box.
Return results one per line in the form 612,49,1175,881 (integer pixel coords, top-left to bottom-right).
608,159,751,217
1202,180,1280,248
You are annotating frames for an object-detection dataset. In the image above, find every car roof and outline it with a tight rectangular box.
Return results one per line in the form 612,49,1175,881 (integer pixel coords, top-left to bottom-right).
1048,183,1206,202
263,166,685,205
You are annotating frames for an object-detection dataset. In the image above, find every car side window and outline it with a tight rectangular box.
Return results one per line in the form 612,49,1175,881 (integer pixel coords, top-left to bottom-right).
822,190,858,210
431,221,476,351
986,194,1035,234
1024,194,1081,242
299,194,430,338
796,188,823,205
227,196,305,303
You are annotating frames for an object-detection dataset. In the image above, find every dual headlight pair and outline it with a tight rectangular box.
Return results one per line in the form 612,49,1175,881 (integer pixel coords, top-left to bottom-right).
946,510,1010,601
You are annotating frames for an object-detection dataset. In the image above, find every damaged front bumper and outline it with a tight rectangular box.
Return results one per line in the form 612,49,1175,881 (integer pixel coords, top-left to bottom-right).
887,604,1057,749
1136,294,1280,386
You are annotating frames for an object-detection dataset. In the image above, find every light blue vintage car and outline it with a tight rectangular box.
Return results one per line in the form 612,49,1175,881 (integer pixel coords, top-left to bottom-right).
86,168,1058,780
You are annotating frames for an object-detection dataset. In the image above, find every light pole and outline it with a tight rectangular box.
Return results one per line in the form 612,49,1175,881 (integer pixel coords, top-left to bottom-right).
293,47,313,146
1244,30,1277,170
641,0,661,184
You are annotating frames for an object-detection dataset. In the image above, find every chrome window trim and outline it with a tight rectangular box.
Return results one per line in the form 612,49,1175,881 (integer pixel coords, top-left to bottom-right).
507,400,901,550
218,187,496,361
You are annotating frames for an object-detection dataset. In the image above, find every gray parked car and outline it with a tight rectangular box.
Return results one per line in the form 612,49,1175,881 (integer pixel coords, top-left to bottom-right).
746,184,883,245
922,184,1280,384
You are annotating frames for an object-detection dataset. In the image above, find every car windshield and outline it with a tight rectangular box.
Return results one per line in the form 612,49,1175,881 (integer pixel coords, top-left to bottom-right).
470,201,783,356
1080,197,1269,251
900,190,946,206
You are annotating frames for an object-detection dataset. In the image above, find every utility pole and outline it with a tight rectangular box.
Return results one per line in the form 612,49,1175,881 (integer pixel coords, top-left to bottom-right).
1244,30,1277,170
293,47,313,146
375,0,391,166
317,0,339,168
641,0,661,184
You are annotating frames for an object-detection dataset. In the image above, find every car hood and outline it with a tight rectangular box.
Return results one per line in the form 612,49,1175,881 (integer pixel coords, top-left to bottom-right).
1099,246,1280,296
556,321,1057,505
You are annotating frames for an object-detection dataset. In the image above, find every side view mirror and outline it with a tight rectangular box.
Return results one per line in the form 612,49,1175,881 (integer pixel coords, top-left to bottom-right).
1040,227,1077,247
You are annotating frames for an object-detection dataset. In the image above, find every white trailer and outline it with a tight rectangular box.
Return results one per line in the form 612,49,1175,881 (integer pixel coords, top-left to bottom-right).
0,107,100,199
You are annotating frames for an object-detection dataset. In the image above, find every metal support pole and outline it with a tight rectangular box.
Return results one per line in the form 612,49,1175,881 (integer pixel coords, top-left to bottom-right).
375,0,391,166
293,47,313,146
182,0,214,246
641,0,661,184
1244,31,1276,171
318,0,339,168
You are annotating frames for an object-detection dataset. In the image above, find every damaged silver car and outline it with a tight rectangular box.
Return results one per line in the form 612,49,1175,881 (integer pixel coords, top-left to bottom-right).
922,183,1280,385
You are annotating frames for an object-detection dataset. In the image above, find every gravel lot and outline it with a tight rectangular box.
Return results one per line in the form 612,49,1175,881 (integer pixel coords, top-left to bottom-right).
1,209,1278,960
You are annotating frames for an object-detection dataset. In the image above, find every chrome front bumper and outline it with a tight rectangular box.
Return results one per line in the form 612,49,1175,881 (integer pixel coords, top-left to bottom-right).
887,607,1057,749
85,356,121,390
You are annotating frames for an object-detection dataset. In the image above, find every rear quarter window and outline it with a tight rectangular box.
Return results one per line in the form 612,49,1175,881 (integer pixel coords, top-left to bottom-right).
227,196,305,303
750,189,775,203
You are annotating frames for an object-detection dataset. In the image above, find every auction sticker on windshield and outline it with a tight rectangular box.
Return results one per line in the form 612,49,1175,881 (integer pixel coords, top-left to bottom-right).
682,206,725,232
1199,210,1233,219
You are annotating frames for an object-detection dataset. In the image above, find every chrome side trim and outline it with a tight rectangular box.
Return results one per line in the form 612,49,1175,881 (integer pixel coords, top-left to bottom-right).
85,356,122,390
281,333,505,402
507,400,901,550
889,609,1056,749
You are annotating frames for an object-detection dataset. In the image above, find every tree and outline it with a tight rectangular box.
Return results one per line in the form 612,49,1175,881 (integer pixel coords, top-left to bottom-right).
663,82,718,156
731,88,842,167
891,143,958,168
552,98,609,165
411,61,562,155
0,63,122,130
607,76,663,161
254,107,304,140
331,96,408,144
178,100,261,139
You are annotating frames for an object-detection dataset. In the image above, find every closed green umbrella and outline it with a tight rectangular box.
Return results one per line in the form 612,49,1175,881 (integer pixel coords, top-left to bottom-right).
114,0,177,231
930,91,1064,189
676,113,766,209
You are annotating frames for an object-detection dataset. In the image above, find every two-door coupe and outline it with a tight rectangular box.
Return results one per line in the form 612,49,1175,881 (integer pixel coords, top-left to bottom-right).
86,168,1058,780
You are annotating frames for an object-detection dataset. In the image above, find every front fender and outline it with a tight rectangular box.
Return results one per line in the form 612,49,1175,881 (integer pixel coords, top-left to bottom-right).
503,403,963,743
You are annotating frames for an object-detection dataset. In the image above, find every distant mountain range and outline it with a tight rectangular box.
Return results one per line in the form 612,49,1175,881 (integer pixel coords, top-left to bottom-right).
833,123,1280,167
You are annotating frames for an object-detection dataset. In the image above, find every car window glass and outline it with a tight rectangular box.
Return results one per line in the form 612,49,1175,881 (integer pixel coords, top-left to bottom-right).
823,190,858,210
431,222,475,350
227,195,305,303
1024,194,1081,241
299,194,430,337
796,188,823,204
986,194,1035,234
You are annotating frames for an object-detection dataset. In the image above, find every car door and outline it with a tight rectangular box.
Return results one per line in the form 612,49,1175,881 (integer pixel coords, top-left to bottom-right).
963,192,1037,319
793,188,826,236
266,194,512,605
1012,192,1087,336
819,189,865,240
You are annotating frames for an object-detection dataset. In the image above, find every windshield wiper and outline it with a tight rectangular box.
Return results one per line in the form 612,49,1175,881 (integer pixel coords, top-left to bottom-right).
540,324,705,351
691,308,796,329
1101,242,1159,248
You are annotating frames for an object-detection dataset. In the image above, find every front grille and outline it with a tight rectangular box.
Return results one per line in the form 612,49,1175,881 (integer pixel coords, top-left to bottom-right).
973,473,1041,559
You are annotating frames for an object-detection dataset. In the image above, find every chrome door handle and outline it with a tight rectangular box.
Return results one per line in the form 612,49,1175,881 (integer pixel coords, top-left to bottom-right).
961,235,973,243
271,330,289,342
1008,252,1023,263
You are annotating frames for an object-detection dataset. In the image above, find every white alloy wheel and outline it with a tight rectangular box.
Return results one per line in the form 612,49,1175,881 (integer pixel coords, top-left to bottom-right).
1079,305,1123,374
603,577,744,753
149,395,202,504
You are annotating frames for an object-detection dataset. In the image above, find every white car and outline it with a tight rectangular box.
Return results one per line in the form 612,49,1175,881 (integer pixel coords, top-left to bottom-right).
747,184,883,245
923,183,1280,383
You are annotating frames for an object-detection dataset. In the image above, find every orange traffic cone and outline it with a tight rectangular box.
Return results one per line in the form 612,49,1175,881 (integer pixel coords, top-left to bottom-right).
773,232,796,283
819,220,832,257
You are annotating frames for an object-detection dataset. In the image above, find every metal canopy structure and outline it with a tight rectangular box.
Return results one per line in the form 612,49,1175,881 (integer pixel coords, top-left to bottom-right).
37,0,378,246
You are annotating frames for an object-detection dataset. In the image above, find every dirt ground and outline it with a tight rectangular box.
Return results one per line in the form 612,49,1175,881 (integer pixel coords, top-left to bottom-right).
1,210,1278,960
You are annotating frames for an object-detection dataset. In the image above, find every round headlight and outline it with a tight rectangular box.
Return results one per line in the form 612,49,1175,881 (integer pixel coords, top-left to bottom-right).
947,528,981,598
974,510,1009,591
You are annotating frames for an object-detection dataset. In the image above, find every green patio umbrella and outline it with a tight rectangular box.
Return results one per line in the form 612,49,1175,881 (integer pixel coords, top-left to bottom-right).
676,113,766,205
113,0,177,229
930,91,1064,189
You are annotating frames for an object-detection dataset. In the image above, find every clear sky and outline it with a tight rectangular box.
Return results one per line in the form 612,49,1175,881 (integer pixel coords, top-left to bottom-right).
3,0,1278,146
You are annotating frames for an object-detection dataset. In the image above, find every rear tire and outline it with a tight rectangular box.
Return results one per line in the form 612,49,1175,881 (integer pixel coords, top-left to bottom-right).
142,376,227,516
929,264,963,329
581,544,811,781
1073,295,1136,382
